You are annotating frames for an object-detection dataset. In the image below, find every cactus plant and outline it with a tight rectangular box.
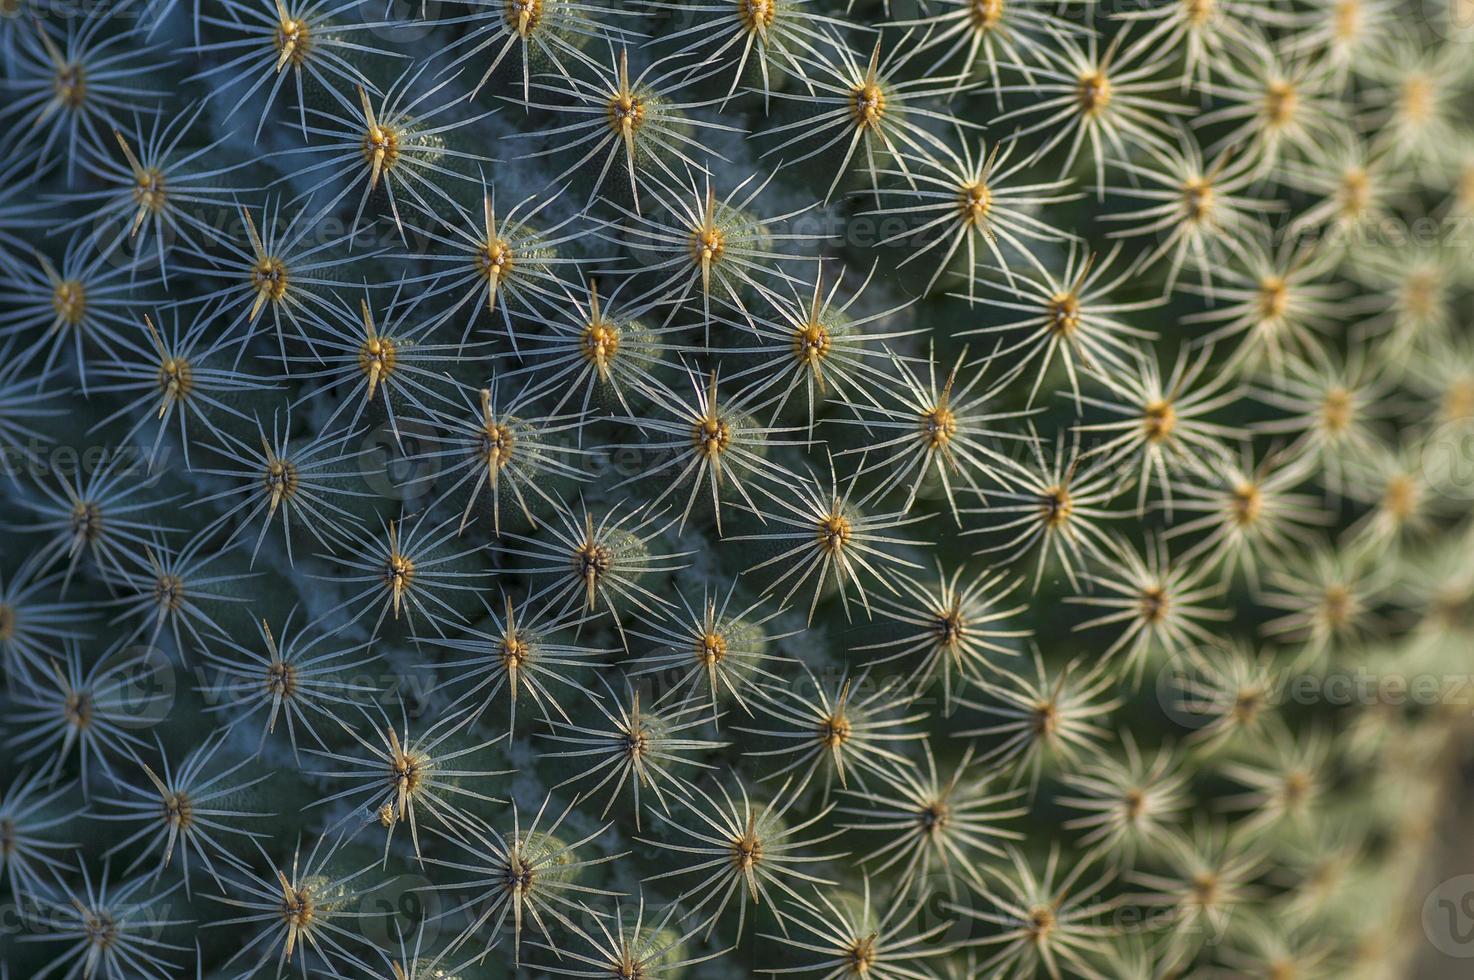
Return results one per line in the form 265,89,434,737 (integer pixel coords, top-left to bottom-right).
2,0,1473,977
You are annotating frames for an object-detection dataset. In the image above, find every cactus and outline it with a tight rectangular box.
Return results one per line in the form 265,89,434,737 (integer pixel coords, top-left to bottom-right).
1,0,1473,977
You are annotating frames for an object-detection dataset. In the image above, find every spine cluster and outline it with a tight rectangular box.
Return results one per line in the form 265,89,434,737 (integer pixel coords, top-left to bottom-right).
1,0,1473,977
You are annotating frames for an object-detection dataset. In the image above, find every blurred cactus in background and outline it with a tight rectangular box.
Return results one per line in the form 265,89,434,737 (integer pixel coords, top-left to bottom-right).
1,0,1473,976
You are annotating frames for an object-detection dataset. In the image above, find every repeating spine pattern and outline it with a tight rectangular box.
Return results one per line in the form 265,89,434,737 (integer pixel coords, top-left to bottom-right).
1,0,1473,977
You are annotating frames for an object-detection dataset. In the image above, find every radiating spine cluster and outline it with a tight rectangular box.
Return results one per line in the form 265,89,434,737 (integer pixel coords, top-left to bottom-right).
2,0,1473,977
